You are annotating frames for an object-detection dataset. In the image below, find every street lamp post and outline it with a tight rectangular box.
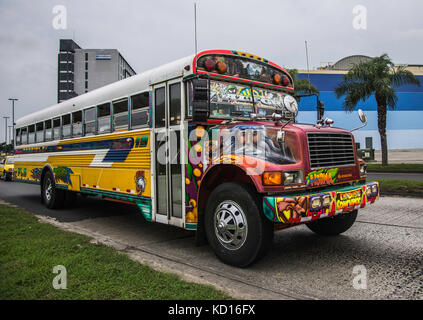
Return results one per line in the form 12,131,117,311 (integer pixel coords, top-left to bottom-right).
8,98,18,149
3,116,10,144
8,126,12,145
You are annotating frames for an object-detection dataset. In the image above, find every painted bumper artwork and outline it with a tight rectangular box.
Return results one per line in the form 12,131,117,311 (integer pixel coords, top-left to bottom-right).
263,182,379,224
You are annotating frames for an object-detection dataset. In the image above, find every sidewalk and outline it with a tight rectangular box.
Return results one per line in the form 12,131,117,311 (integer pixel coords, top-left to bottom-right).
371,149,423,164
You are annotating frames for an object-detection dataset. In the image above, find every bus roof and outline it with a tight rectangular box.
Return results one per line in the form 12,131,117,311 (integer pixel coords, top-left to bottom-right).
16,50,292,128
16,54,195,128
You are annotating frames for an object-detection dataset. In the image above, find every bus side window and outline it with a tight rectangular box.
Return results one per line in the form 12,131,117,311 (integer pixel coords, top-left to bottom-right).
36,122,44,143
45,120,52,141
21,127,28,144
72,111,83,137
97,103,111,134
131,92,149,129
155,88,166,128
84,108,96,136
28,125,35,144
113,99,129,131
53,118,61,140
62,114,71,139
169,82,181,126
15,128,21,146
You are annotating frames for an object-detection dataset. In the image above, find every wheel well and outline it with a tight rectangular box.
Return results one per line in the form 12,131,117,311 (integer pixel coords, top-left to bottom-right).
198,165,258,219
40,165,53,185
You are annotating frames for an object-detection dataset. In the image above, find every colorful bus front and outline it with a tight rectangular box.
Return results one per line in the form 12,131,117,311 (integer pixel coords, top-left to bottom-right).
183,50,379,266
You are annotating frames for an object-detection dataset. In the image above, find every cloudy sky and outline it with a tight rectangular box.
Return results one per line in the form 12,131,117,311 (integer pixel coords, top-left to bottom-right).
1,0,422,142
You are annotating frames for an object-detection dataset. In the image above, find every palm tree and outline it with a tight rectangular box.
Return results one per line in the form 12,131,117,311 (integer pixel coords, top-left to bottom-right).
287,69,319,99
334,54,420,166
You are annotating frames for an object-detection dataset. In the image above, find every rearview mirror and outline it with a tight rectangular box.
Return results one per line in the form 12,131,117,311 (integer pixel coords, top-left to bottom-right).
358,109,367,123
351,109,368,132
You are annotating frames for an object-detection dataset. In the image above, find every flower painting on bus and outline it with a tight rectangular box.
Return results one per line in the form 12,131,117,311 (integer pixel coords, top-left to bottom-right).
53,166,74,186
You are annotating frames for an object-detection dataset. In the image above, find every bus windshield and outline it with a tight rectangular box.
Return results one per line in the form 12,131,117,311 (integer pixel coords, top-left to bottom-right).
198,80,293,120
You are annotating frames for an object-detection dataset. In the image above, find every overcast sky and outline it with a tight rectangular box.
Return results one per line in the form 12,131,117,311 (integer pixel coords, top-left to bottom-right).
1,0,422,142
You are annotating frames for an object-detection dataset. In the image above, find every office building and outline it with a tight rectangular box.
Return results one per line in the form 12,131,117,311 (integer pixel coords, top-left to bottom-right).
58,39,136,103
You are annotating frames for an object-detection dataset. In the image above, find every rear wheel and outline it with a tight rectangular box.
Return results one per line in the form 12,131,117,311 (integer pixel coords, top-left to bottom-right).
42,171,65,209
204,182,273,267
306,210,358,236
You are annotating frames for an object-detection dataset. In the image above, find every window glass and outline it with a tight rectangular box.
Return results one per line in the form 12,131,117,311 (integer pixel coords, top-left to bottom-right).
253,87,285,116
62,114,71,138
72,111,82,137
28,125,35,144
113,99,128,130
21,127,28,144
84,108,96,136
53,118,61,140
15,128,21,146
36,122,44,143
155,87,166,128
169,83,181,126
209,81,254,119
45,120,52,141
131,92,149,128
97,103,111,134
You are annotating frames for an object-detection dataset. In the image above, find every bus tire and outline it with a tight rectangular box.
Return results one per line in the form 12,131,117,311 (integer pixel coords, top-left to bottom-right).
306,210,358,236
204,182,273,267
42,171,65,209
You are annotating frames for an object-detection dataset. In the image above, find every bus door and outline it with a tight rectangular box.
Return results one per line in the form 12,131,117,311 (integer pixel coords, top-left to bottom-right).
151,79,184,227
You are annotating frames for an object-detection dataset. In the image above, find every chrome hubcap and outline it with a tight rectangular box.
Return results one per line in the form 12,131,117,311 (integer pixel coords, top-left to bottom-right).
45,179,52,201
214,201,248,250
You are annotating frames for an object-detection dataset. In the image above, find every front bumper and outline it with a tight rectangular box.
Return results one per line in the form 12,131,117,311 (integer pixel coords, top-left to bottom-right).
263,182,379,224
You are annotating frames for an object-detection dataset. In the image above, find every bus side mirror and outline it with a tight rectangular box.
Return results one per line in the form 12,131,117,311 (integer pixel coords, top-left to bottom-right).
191,79,209,122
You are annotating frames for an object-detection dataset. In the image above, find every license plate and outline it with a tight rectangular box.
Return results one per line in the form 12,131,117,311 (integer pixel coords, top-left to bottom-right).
335,189,362,211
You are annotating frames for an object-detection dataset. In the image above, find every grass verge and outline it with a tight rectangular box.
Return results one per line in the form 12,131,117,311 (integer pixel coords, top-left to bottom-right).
0,204,230,300
367,163,423,173
379,179,423,197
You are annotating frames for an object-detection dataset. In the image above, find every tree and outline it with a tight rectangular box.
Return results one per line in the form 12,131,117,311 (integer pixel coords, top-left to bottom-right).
334,54,420,166
287,69,320,100
0,142,13,154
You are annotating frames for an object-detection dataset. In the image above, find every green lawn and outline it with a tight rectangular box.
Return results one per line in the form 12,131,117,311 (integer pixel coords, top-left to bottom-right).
0,205,230,300
367,163,423,173
378,179,423,196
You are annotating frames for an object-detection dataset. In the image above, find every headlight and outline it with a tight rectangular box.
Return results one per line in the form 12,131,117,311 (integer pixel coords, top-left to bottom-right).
371,185,377,194
322,195,332,207
311,197,322,209
366,187,372,197
360,164,367,175
283,170,303,185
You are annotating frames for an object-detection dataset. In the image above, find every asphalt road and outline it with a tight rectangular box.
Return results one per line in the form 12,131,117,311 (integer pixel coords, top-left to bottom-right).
0,180,422,300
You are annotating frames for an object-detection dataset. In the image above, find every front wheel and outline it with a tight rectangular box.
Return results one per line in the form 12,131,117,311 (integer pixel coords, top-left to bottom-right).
204,182,273,267
306,210,358,236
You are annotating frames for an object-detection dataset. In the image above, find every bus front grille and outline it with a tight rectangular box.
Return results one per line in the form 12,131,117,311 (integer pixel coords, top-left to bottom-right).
307,132,355,169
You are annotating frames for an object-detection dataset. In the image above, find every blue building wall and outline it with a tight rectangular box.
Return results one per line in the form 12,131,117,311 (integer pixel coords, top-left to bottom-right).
296,73,423,150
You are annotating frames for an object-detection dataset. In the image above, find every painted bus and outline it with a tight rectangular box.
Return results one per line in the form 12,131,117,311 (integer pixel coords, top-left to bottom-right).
14,49,379,267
